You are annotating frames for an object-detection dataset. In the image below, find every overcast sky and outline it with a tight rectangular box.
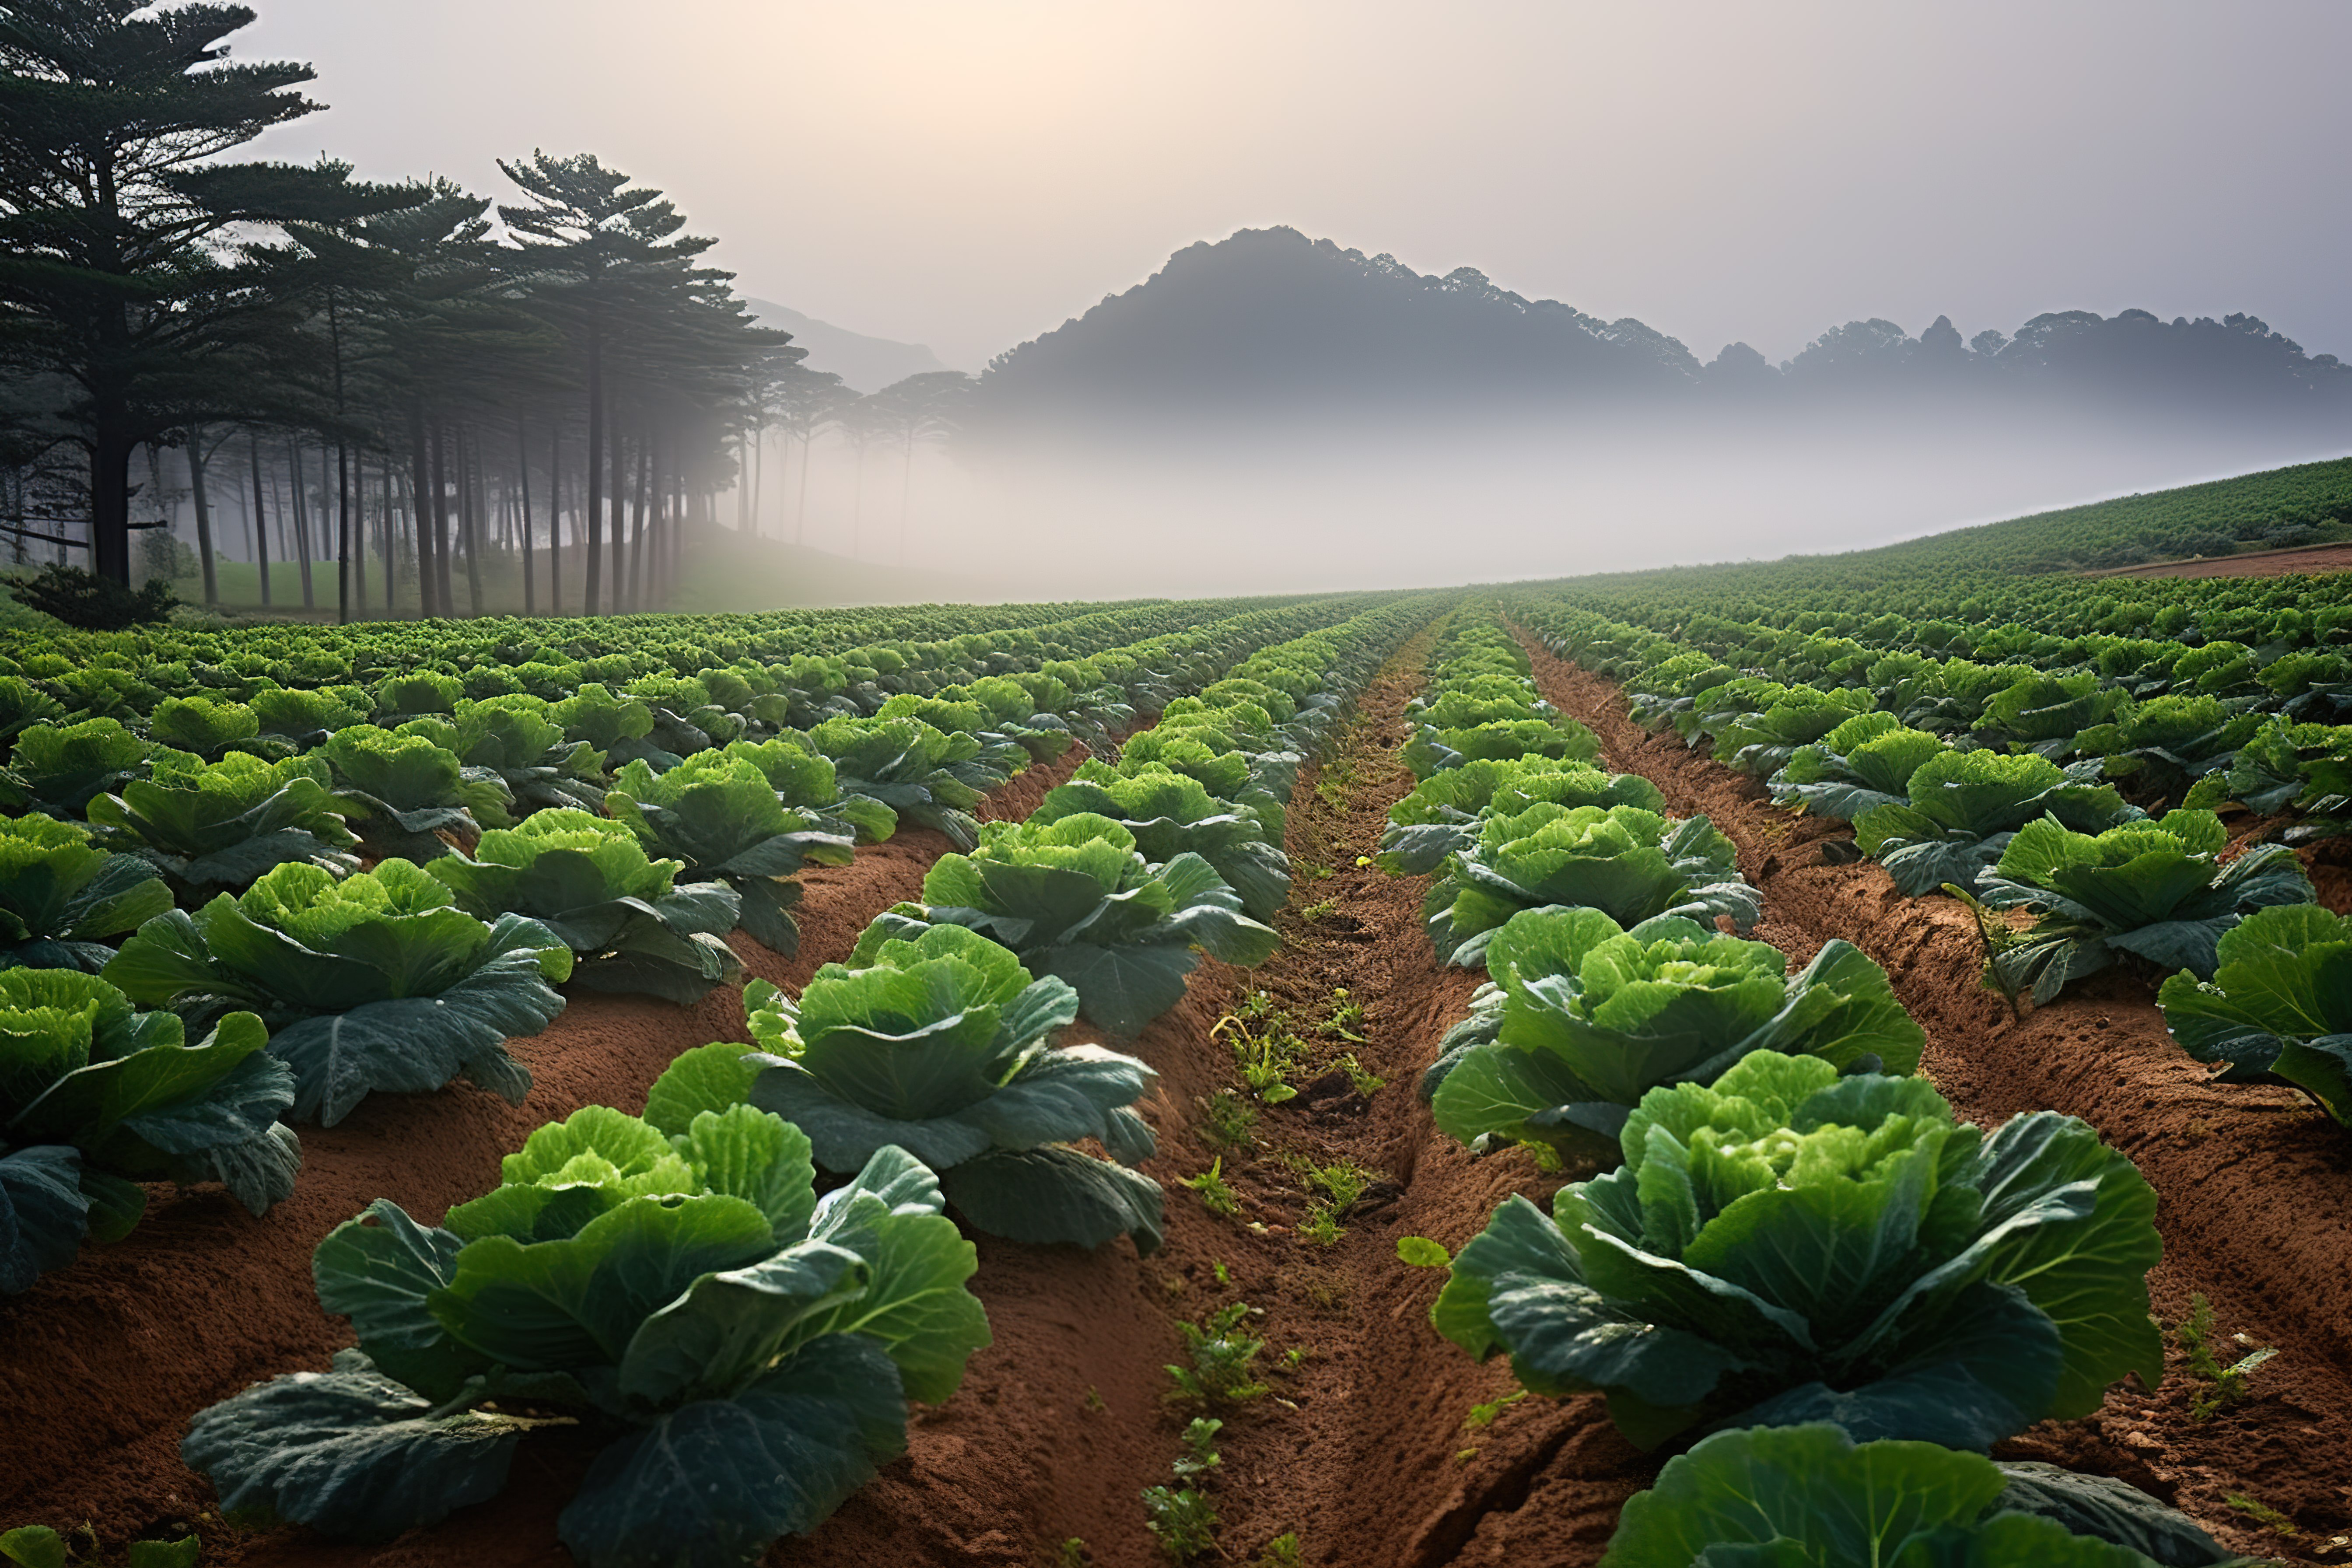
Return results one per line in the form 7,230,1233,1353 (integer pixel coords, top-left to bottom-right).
243,0,2352,372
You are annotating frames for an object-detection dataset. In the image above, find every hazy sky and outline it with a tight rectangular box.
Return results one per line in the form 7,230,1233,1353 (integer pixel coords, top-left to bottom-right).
244,0,2352,372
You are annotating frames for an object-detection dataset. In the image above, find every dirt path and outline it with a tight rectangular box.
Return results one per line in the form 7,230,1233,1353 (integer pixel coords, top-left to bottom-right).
1516,630,2352,1563
0,735,1113,1557
997,626,1651,1568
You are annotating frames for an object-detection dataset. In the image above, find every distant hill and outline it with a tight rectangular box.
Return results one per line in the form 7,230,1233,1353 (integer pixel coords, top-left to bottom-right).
976,226,2352,433
742,300,953,394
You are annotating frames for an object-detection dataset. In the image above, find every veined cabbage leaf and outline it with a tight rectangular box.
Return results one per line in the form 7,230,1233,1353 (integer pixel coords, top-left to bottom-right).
430,809,743,1005
851,814,1279,1037
181,1091,987,1568
1426,906,1923,1156
1973,809,2315,1002
0,970,295,1292
2158,903,2352,1126
104,859,572,1126
1435,1050,2161,1452
665,924,1162,1250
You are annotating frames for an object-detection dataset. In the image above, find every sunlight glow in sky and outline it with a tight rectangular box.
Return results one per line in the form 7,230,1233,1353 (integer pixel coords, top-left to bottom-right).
246,0,2352,370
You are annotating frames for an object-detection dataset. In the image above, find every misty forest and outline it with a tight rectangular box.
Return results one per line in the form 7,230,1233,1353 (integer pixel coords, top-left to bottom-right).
1,4,2350,1568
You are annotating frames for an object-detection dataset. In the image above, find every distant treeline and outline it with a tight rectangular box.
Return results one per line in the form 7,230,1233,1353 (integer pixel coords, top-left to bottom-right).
0,0,970,620
977,226,2352,428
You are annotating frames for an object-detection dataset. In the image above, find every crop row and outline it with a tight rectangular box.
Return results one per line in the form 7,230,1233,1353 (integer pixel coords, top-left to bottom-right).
1376,609,2260,1566
1508,588,2352,1137
0,593,1436,1302
108,599,1441,1568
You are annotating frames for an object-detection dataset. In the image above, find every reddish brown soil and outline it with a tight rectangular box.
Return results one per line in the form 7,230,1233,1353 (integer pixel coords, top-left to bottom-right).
0,736,1113,1563
2084,541,2352,578
1519,632,2352,1563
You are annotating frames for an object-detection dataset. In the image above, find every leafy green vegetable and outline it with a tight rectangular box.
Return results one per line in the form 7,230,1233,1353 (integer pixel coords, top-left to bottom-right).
1770,711,1948,822
1599,1424,2243,1568
1974,810,2315,1002
399,696,610,816
853,814,1280,1037
0,969,295,1292
182,1087,988,1568
1435,1050,2161,1452
1032,763,1291,920
1713,685,1877,777
1853,749,2143,897
606,754,854,957
320,726,513,858
430,809,744,1005
1425,802,1760,966
1427,907,1923,1156
88,748,359,893
743,923,1159,1248
2159,904,2352,1126
104,860,572,1126
802,716,991,850
1381,758,1665,876
0,718,152,817
0,812,173,972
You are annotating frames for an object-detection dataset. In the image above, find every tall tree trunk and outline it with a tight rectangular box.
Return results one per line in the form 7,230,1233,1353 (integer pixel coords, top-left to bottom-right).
750,422,764,537
735,428,749,533
90,414,134,584
795,431,812,546
548,424,563,616
584,319,604,616
351,449,368,617
609,410,626,615
408,404,435,617
627,427,649,612
459,426,484,616
382,458,397,615
185,427,218,607
336,439,352,624
429,423,454,616
517,415,535,617
899,427,915,566
248,435,273,607
286,437,315,611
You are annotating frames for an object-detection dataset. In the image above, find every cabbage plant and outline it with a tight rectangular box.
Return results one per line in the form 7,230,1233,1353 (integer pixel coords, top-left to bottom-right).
1712,685,1878,777
429,810,743,1005
181,1093,988,1568
605,754,854,956
1426,906,1923,1156
2158,903,2352,1126
1381,759,1664,876
88,748,359,892
1972,810,2315,1002
0,718,152,816
1436,1050,2161,1452
802,715,991,850
1032,763,1290,920
320,726,513,858
399,696,610,816
2072,695,2266,807
103,860,572,1126
854,813,1280,1036
0,970,296,1292
1405,716,1603,779
1600,1424,2253,1568
1769,710,1947,822
1853,749,2141,896
673,924,1163,1249
1425,802,1760,966
0,812,173,972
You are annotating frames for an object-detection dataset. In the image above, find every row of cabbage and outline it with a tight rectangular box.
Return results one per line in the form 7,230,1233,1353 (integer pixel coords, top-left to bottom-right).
0,597,1407,1298
1519,597,2352,1134
1378,613,2262,1567
164,599,1438,1568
